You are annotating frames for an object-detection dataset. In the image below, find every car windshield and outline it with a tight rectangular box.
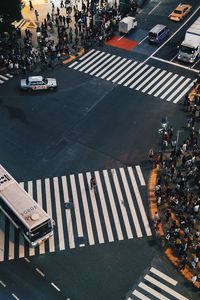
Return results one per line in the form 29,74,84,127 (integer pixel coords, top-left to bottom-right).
174,10,182,14
149,32,157,39
26,79,29,85
43,78,48,84
180,45,194,54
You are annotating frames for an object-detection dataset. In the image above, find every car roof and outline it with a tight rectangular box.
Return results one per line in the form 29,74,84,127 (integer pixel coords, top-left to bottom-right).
28,76,43,82
174,4,191,11
149,24,167,34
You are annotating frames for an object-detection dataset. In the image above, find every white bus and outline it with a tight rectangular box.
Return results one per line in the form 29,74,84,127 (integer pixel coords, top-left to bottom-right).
0,165,54,247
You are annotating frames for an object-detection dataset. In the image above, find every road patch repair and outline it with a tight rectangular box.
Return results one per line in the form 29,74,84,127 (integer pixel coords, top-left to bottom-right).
105,36,138,51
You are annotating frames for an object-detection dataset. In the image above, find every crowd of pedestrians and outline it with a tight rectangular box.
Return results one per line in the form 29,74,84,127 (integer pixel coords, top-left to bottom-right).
0,0,123,74
152,84,200,285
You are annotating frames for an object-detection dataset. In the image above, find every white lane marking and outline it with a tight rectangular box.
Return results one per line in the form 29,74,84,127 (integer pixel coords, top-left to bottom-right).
51,282,61,292
161,76,185,99
0,80,4,84
36,179,45,254
78,173,95,245
24,257,30,263
79,49,96,60
118,34,126,41
90,54,116,75
132,289,151,300
154,74,178,97
53,177,65,251
148,1,161,15
27,181,35,257
0,280,6,287
136,69,160,91
169,78,192,103
12,294,20,300
144,275,189,300
8,224,15,260
148,72,172,95
0,75,9,80
111,169,133,239
74,51,100,70
124,65,149,87
128,167,151,236
138,35,148,45
103,170,124,241
61,176,75,249
139,282,170,300
0,212,5,262
86,172,104,244
118,62,143,85
130,66,155,89
95,171,114,242
113,61,137,83
95,56,121,77
170,53,177,62
36,268,45,277
84,53,111,74
79,52,106,72
191,59,200,69
68,61,78,68
70,175,85,245
142,70,166,93
45,178,55,253
135,166,146,186
106,59,132,81
119,168,142,237
102,58,127,79
151,55,199,73
150,267,177,286
6,73,13,78
144,5,200,65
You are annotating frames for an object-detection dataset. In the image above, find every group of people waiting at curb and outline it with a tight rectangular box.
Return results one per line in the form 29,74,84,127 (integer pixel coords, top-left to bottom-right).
152,82,200,285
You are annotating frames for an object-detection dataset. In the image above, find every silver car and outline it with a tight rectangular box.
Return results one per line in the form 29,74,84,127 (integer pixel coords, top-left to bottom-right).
21,76,57,91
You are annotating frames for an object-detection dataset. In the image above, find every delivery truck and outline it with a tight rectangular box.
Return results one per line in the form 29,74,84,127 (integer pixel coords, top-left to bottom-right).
178,16,200,63
119,17,137,34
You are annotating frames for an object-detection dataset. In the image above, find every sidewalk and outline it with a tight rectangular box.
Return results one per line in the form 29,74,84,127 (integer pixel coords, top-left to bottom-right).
149,118,200,288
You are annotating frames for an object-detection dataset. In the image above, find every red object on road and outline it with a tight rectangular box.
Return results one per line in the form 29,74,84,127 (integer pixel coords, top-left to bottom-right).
105,36,138,51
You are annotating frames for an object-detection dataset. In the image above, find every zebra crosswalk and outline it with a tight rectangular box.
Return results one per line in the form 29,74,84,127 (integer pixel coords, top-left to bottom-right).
0,165,152,262
0,73,13,84
129,267,189,300
68,49,194,104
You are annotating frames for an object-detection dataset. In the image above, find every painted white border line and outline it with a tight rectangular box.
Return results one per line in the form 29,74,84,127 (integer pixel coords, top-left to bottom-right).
148,1,161,15
36,268,45,277
143,5,200,64
51,282,61,292
135,166,146,186
151,56,199,73
150,267,177,286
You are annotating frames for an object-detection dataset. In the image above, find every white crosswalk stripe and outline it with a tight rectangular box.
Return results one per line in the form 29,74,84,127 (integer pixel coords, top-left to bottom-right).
68,49,194,104
0,166,151,262
0,73,13,84
130,267,188,300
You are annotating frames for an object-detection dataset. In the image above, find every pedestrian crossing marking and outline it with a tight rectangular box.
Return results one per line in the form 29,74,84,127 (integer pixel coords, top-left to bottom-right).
0,166,151,262
149,267,177,286
130,267,188,300
0,73,14,85
68,50,194,104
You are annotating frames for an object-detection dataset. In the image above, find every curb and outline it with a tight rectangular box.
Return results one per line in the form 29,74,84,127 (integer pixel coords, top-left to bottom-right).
148,165,200,288
62,48,85,65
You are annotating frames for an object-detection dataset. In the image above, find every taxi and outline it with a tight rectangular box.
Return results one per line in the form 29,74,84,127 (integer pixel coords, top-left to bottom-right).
20,76,57,91
168,4,192,21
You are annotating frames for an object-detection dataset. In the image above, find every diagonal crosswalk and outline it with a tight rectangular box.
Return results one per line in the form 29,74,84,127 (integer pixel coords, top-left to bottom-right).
130,267,189,300
0,165,152,262
68,49,194,104
0,73,13,84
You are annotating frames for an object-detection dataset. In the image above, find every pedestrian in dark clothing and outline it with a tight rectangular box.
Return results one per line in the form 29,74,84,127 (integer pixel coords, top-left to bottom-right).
29,0,34,10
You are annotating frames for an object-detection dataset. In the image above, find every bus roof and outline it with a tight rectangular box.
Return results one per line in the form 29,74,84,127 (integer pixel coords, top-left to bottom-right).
0,165,49,230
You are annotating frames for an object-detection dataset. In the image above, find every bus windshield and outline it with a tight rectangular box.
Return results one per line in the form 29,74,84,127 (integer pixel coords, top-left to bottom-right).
30,220,52,242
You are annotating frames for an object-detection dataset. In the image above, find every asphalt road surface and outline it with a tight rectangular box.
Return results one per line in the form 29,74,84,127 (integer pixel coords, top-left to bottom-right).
0,0,200,299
